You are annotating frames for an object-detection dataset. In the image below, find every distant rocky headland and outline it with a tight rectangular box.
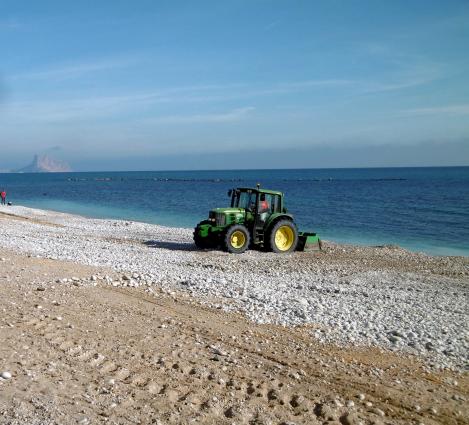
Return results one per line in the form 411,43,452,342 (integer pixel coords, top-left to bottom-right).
15,154,72,173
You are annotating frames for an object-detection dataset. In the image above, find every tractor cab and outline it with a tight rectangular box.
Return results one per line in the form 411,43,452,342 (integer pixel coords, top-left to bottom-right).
229,187,285,216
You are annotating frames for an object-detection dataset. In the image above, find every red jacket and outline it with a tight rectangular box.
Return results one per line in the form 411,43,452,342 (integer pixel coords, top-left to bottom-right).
1,192,6,198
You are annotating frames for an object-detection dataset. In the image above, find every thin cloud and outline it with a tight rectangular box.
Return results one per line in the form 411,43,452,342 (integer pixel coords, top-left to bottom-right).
2,95,145,122
2,93,255,124
279,79,352,88
145,107,255,125
362,76,435,93
153,79,354,102
360,64,442,94
401,104,469,116
9,57,136,81
386,78,433,91
134,80,352,103
163,76,435,100
0,79,353,123
351,41,444,93
0,73,446,126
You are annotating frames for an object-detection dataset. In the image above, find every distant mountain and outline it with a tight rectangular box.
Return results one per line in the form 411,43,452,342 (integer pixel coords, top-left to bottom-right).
16,154,72,173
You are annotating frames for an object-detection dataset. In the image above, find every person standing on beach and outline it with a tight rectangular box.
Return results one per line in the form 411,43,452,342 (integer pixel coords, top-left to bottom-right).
1,189,6,205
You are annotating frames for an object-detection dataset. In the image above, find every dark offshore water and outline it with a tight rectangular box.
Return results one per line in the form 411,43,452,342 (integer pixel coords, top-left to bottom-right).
1,167,468,256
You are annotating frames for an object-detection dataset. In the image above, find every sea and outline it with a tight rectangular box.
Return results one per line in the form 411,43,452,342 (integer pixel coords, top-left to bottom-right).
1,167,468,257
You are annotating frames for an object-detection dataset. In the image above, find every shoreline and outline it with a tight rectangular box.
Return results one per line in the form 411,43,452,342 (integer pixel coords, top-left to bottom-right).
6,200,469,257
0,204,468,372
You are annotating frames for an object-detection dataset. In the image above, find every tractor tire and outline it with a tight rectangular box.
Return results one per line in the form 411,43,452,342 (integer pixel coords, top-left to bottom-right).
224,224,250,254
193,224,216,249
193,232,214,249
268,219,298,253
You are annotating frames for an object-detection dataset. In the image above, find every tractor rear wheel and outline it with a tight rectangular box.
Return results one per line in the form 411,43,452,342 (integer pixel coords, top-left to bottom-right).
224,224,250,254
268,220,298,253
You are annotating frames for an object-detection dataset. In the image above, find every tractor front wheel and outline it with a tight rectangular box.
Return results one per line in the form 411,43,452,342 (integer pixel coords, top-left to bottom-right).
268,220,298,253
193,223,216,249
224,225,250,254
193,232,215,249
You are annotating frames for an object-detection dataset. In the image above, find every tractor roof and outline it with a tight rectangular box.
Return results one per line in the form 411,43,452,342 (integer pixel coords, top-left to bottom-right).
236,187,283,196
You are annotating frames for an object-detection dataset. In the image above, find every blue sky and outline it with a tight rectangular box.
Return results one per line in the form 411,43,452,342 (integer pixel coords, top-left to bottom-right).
1,0,468,170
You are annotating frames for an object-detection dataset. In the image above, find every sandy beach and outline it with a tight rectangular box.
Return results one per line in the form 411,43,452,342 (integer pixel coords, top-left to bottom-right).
0,205,468,424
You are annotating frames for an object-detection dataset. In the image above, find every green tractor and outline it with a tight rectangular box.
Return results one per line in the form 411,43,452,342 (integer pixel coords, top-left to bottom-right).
193,185,321,254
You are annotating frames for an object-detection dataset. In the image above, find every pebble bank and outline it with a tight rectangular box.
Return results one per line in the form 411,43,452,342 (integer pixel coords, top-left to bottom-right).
0,205,467,371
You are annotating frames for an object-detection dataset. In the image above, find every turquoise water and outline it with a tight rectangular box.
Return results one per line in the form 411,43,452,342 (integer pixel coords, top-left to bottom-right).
1,167,468,256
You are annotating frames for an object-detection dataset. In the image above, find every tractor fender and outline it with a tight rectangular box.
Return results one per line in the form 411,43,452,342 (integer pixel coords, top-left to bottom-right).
196,219,212,227
264,213,294,234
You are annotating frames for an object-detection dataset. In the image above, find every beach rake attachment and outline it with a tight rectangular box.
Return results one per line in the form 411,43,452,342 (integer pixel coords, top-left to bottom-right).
296,232,322,251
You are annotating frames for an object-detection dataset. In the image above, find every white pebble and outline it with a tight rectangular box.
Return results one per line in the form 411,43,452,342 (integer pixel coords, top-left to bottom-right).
1,371,12,379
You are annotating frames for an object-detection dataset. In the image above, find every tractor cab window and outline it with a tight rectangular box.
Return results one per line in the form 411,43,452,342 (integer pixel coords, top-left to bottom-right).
259,193,281,214
271,194,281,213
234,191,257,211
259,193,272,213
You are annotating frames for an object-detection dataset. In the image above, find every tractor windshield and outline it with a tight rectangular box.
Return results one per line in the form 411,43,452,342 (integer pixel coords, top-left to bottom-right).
233,191,256,210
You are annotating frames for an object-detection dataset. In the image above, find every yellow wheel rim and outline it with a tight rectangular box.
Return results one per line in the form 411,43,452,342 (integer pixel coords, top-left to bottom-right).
231,230,246,249
274,225,294,251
